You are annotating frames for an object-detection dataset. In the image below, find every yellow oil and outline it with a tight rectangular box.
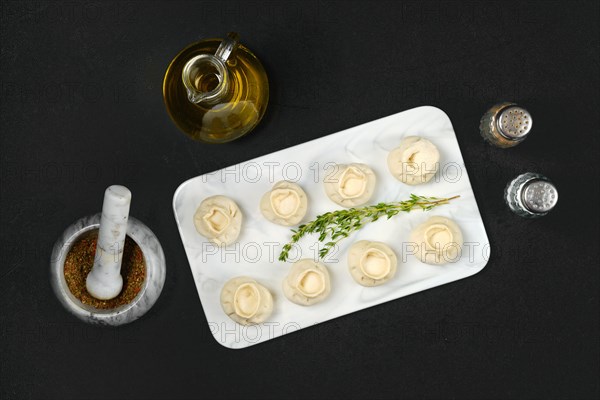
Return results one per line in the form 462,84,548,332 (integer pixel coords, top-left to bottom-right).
163,38,269,143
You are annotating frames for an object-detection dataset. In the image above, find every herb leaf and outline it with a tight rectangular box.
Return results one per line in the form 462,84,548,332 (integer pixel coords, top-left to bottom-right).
278,194,460,262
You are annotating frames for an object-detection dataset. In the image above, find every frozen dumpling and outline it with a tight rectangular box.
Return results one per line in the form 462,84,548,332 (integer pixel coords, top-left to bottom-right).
387,136,440,185
260,181,308,226
324,163,376,207
194,195,242,246
347,240,397,286
220,277,273,325
410,216,463,265
282,259,331,306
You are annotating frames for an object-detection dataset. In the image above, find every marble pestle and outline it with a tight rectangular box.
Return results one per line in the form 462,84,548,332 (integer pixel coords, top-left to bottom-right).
86,185,131,300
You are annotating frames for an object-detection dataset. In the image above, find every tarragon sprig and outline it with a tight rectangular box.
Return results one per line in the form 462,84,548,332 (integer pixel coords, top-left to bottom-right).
278,194,460,262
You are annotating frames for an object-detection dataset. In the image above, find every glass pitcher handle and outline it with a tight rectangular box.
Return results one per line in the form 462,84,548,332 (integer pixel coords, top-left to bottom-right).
215,32,240,62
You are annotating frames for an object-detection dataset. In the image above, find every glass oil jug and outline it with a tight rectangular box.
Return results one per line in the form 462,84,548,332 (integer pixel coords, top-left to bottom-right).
163,33,269,143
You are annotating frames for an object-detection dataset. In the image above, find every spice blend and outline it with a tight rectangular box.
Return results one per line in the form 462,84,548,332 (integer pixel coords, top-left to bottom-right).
63,231,146,309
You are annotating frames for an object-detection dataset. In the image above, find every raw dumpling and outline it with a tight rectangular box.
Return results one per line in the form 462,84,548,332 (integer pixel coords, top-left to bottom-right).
282,259,331,306
347,241,398,286
387,136,440,185
220,277,273,325
410,216,463,265
324,163,376,207
194,195,242,246
260,181,308,226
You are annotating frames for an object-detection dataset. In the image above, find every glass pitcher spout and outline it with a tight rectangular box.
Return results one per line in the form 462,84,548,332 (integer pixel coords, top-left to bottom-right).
182,54,230,104
182,32,239,105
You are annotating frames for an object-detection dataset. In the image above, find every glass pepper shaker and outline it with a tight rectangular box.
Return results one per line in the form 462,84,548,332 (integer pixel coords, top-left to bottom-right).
480,102,532,148
163,32,269,143
505,172,558,218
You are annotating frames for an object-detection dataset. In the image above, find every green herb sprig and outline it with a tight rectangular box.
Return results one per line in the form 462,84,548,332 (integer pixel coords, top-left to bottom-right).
278,194,460,262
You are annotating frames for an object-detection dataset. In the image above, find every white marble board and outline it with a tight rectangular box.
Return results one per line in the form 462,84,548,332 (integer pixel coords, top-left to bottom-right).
173,106,490,349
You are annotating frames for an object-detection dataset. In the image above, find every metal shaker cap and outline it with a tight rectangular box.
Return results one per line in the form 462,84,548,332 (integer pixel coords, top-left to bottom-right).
522,179,558,213
497,106,532,139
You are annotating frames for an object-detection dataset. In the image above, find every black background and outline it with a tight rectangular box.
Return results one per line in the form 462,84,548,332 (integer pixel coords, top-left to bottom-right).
1,1,599,399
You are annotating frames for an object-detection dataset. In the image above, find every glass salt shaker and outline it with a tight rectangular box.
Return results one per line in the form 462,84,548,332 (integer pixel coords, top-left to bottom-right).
505,173,558,218
480,102,532,148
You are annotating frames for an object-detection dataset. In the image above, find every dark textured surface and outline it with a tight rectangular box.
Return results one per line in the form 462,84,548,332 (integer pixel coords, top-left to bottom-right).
1,1,598,399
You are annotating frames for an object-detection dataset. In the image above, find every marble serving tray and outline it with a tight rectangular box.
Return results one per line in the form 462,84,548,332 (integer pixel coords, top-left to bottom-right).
173,106,490,349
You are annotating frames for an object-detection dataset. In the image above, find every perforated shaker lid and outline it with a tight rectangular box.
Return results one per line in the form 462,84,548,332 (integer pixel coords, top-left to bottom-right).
522,180,558,213
497,106,532,139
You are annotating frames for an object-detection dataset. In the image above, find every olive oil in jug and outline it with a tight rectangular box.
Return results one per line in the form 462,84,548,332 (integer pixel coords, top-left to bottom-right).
163,33,269,143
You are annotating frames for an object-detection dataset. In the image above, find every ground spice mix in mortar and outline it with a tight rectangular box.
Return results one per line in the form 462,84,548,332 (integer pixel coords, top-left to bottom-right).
64,231,146,309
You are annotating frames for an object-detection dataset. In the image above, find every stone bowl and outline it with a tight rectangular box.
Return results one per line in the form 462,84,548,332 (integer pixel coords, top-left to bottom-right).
50,213,166,326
